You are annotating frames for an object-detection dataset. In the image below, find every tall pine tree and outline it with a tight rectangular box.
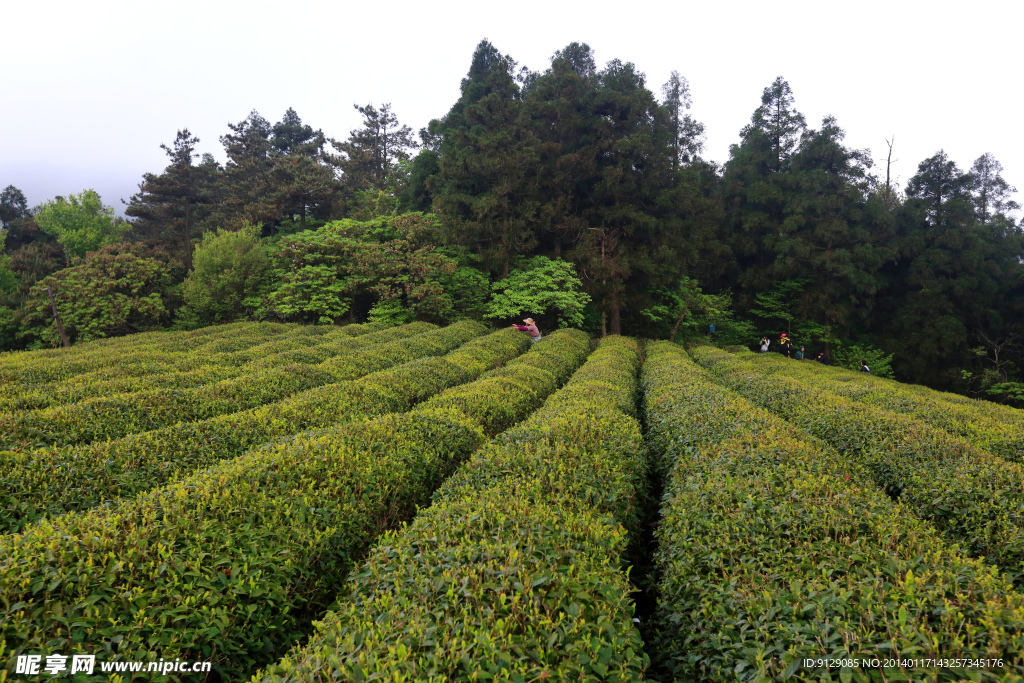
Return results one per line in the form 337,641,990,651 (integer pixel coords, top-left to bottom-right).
271,109,337,230
332,103,418,192
429,40,540,277
126,129,219,270
723,77,807,302
212,111,281,230
880,151,1011,387
775,116,887,340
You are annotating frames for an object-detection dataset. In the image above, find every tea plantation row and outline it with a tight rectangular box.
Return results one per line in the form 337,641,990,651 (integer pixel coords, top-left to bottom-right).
2,328,1023,681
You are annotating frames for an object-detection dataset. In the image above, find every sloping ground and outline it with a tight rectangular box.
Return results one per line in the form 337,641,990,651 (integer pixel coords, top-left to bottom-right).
6,331,1024,683
690,345,1024,583
0,321,488,533
254,335,648,682
643,342,1024,681
1,326,590,680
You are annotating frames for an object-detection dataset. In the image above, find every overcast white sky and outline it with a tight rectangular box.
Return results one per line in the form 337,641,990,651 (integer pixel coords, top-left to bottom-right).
2,0,1020,216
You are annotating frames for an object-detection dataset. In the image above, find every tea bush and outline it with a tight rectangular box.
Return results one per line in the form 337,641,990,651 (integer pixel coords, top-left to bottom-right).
690,344,1024,585
734,350,1024,462
644,341,1024,681
0,328,588,680
254,336,650,682
0,324,434,447
0,322,496,533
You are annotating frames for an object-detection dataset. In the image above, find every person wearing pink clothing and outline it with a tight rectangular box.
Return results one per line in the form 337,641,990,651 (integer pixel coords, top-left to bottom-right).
512,317,542,344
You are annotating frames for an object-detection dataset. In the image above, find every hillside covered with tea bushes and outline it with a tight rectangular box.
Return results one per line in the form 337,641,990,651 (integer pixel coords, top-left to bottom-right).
2,322,1023,682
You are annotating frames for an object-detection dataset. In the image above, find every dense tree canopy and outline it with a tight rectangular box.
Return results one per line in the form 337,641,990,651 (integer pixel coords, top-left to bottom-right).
3,40,1022,403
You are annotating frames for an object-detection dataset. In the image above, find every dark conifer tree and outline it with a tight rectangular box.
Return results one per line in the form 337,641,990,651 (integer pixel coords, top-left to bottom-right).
126,129,219,270
777,116,886,338
272,107,326,157
429,40,540,277
270,109,337,230
723,77,807,301
880,151,1024,387
399,148,440,212
661,71,706,172
969,153,1020,227
332,103,418,192
573,57,671,335
527,42,602,261
0,185,29,232
212,111,281,230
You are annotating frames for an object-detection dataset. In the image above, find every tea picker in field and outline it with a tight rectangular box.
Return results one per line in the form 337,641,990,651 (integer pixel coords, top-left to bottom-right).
512,317,542,344
759,336,770,353
795,346,805,360
779,333,793,358
861,360,871,373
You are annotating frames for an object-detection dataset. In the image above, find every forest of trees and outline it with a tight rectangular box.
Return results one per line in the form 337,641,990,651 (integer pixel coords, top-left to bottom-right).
2,39,1022,404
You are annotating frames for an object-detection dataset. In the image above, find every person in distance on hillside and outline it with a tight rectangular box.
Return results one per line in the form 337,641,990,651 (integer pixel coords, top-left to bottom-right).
512,317,542,344
759,336,770,353
780,333,793,358
816,351,830,365
861,360,871,374
795,346,805,360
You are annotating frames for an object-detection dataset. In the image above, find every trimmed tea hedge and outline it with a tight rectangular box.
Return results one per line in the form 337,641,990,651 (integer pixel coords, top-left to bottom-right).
0,322,321,385
254,336,650,683
0,325,397,413
0,321,388,389
0,364,246,413
772,348,1024,428
690,344,1024,585
737,351,1024,463
0,328,587,682
0,324,435,448
644,341,1024,681
0,322,496,533
0,320,293,367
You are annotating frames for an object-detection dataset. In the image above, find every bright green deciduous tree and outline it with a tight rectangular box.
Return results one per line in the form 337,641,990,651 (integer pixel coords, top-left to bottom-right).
34,190,128,260
485,256,590,327
641,277,750,344
367,300,416,325
438,265,490,321
263,214,459,324
177,224,272,327
832,342,895,378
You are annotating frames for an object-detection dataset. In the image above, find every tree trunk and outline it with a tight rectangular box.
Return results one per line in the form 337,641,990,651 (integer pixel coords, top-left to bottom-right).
43,287,71,348
669,307,688,343
884,136,895,208
600,310,607,338
184,197,193,271
610,288,621,336
553,237,561,258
